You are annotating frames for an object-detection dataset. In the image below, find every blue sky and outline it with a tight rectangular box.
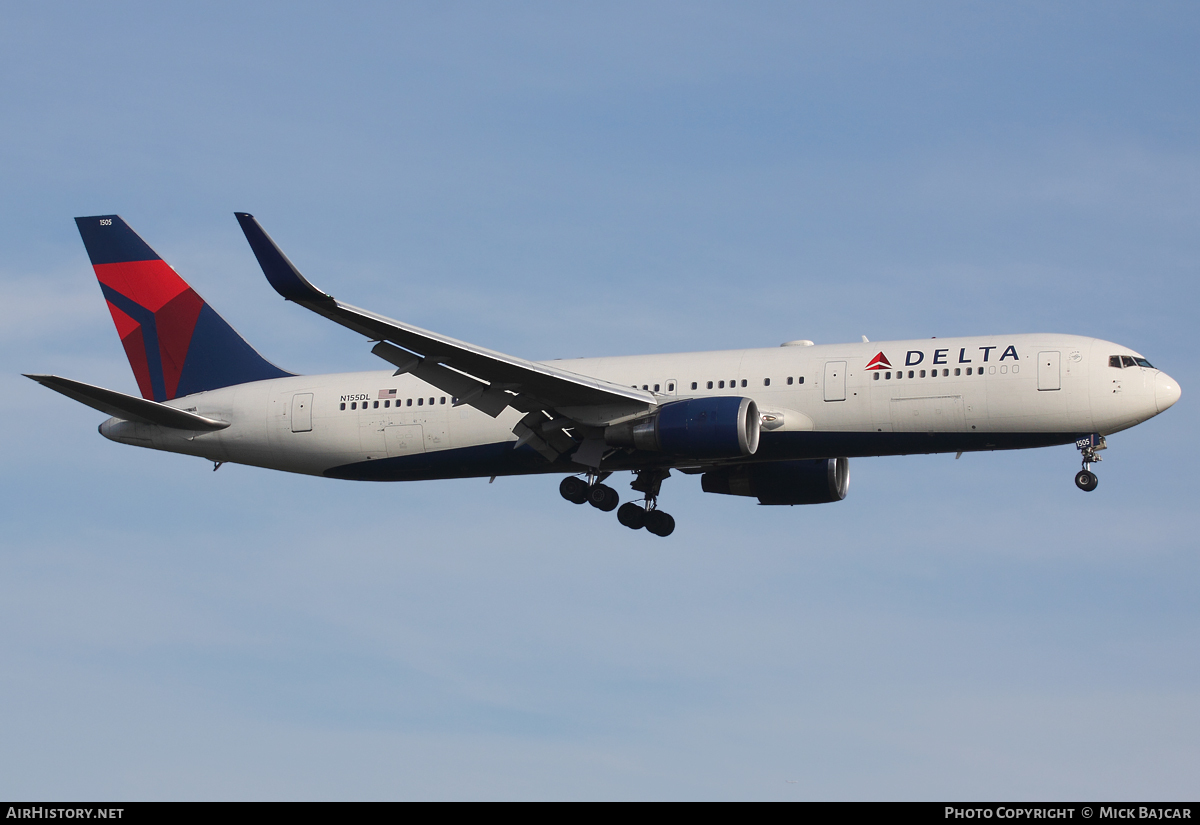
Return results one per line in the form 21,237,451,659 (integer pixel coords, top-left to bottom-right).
1,2,1197,800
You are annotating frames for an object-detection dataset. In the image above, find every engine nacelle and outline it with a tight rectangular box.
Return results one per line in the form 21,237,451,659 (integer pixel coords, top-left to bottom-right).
605,396,761,459
701,458,849,505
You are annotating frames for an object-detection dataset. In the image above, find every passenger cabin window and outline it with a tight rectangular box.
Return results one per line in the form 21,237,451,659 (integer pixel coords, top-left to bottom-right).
691,382,698,390
667,383,674,392
873,372,879,381
654,384,660,392
741,379,747,387
406,399,412,406
787,377,793,385
707,381,713,389
764,378,771,386
798,376,804,384
340,402,346,410
418,398,423,406
718,381,725,388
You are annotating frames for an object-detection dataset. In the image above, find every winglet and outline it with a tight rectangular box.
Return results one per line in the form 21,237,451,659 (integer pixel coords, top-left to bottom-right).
234,212,332,304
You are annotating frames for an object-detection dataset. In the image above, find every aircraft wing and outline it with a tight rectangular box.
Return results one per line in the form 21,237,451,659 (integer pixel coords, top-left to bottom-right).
235,213,655,425
25,374,230,430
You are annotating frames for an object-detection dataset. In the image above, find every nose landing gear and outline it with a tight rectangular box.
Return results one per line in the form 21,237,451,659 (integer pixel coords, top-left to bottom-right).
1074,434,1106,492
559,468,676,536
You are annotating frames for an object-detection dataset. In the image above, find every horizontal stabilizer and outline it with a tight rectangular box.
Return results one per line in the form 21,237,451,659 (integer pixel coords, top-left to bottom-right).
24,374,230,431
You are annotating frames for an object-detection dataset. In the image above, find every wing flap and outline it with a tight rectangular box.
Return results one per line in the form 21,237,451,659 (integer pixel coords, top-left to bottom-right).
25,374,230,431
371,341,511,417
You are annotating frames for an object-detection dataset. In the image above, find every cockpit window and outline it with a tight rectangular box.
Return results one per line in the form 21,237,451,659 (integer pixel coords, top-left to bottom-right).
1110,355,1154,368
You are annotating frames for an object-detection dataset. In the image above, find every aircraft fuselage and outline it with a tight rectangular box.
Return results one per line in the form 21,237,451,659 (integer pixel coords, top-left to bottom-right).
99,332,1178,482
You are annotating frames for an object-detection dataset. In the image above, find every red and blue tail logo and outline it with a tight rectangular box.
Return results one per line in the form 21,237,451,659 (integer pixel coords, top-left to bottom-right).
75,215,291,401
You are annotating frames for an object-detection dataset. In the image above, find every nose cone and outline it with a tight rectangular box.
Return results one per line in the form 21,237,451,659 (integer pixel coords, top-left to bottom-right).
1155,371,1182,413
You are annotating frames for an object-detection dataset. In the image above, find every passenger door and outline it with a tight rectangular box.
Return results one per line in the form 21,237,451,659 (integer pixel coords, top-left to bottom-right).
824,362,847,402
290,393,313,433
1038,351,1061,391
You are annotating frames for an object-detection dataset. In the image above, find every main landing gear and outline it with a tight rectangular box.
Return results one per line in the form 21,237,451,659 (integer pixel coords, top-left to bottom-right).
559,473,619,510
558,469,676,537
1074,433,1106,492
559,475,618,510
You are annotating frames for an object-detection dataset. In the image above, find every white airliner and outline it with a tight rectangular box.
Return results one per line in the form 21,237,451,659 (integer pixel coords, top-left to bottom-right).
27,214,1181,537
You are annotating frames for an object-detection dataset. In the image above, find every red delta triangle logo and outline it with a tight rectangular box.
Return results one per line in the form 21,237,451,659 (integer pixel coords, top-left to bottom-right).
865,352,892,371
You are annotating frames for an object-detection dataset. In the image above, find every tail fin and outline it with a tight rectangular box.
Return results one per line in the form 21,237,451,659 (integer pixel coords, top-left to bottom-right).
75,215,292,401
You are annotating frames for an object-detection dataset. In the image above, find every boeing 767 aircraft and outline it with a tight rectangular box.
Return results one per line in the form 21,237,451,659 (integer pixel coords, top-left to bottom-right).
27,214,1182,537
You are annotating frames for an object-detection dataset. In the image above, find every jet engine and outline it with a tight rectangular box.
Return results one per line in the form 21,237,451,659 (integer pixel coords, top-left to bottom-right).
605,396,760,459
701,458,849,505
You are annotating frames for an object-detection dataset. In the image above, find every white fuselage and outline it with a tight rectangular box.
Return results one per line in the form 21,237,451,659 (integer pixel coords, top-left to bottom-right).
99,333,1179,481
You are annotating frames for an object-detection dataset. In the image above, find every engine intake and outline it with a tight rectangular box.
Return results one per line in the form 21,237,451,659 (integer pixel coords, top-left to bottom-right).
701,458,849,505
605,396,760,459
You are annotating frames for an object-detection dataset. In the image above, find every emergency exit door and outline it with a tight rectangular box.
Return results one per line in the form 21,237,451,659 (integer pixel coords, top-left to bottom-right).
824,361,847,401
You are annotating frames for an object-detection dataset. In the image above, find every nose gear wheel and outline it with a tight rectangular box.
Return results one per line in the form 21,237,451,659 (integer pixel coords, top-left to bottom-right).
1074,434,1106,493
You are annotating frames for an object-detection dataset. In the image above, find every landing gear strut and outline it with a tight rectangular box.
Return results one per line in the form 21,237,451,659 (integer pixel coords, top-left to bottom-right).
1074,433,1105,492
